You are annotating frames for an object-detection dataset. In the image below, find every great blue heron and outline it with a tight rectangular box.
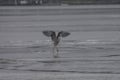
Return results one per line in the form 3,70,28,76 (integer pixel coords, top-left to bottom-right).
42,30,70,58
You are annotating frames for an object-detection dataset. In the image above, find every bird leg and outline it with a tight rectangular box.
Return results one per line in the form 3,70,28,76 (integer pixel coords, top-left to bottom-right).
53,45,59,58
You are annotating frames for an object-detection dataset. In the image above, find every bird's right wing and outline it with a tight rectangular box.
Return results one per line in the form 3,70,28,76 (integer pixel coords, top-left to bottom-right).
58,31,70,38
42,31,55,37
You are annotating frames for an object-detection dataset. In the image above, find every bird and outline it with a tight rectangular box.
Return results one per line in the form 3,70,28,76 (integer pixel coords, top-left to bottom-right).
42,30,70,58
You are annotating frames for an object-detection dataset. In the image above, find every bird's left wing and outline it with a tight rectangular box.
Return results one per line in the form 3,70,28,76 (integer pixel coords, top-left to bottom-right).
42,31,55,37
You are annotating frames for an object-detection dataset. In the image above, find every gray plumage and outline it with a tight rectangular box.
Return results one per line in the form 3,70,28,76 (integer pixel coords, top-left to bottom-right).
42,30,70,58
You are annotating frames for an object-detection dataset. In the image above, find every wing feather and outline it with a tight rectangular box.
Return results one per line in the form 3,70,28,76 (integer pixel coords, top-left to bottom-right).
42,31,55,37
57,31,70,38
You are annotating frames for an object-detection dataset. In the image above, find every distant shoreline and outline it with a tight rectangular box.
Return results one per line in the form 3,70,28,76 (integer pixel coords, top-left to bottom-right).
0,5,120,9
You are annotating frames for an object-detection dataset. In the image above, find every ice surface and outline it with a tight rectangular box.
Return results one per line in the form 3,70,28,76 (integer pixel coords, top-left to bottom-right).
0,5,120,80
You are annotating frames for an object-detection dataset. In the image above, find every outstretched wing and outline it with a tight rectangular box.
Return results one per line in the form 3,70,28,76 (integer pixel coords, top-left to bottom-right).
42,31,55,37
57,31,70,38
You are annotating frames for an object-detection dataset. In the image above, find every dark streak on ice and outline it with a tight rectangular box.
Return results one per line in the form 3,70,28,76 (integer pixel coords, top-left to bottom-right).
17,69,120,74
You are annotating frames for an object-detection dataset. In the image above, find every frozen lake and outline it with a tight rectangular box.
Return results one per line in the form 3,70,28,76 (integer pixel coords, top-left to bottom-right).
0,5,120,80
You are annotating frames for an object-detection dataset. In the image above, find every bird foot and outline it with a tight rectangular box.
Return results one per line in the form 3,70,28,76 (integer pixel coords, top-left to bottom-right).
53,55,59,58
